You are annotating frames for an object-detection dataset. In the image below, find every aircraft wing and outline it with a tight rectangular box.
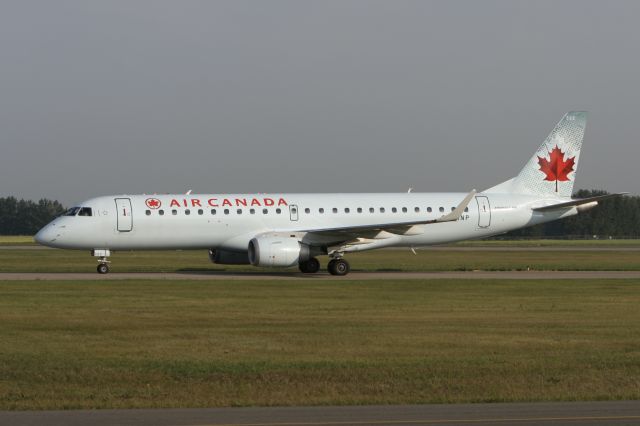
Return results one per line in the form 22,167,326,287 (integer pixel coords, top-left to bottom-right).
296,190,476,236
532,193,628,212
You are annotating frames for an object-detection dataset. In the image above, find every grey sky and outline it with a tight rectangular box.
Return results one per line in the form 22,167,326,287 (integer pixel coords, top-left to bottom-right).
1,0,638,205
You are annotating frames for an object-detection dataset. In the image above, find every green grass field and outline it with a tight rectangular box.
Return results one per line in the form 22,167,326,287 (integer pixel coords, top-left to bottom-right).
1,246,639,273
0,235,34,245
1,279,639,410
2,240,639,410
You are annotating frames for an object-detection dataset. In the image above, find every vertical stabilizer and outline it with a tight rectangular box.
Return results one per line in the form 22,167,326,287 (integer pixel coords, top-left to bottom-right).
486,111,587,197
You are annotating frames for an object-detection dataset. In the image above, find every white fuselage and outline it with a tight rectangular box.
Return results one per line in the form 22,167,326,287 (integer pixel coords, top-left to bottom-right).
34,192,576,252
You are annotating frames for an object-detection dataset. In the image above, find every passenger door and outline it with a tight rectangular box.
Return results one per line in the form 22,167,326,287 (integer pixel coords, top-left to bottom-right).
115,198,133,232
476,196,491,228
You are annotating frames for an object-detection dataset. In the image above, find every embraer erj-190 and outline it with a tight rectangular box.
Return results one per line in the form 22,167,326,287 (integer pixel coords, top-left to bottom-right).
35,112,624,275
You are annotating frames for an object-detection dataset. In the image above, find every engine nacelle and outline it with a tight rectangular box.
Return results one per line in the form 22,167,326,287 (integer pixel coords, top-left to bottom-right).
248,236,310,267
208,249,250,265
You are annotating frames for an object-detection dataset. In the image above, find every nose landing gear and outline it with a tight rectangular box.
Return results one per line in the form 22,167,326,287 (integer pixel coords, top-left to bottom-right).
97,263,109,274
92,249,111,274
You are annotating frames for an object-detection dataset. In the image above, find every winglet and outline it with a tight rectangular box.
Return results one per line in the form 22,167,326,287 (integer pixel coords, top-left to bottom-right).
436,190,477,223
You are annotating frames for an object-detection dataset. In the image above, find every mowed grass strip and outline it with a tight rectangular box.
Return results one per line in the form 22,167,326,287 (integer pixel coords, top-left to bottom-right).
0,236,34,246
1,279,639,409
1,247,640,272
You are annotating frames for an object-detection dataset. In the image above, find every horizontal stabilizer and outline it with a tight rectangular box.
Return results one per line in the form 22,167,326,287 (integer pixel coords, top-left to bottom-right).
532,193,628,212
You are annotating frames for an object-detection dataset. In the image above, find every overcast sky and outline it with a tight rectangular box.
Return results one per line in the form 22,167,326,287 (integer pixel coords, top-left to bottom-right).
1,1,638,205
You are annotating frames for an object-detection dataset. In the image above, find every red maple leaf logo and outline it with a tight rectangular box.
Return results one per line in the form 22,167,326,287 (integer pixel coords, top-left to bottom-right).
538,145,575,192
145,198,161,209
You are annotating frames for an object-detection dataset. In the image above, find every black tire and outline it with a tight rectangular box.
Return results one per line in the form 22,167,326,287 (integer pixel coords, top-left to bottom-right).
328,259,350,276
306,257,320,273
327,259,336,274
97,263,109,274
299,257,321,274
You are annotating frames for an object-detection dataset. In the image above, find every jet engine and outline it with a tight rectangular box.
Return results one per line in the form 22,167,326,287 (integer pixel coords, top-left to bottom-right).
208,249,250,265
248,236,311,267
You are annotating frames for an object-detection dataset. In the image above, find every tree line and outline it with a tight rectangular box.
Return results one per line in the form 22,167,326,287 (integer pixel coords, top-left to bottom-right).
0,197,66,235
0,191,638,237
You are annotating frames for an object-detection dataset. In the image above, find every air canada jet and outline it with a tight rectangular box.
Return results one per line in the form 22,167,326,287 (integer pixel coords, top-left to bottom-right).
35,112,625,275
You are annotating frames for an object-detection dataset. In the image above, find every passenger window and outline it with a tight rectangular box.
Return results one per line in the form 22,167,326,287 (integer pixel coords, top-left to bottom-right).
345,208,350,213
414,207,420,213
172,210,177,215
276,208,282,214
369,207,374,213
250,208,255,214
198,209,203,215
357,207,362,213
332,208,338,213
451,207,455,211
237,209,242,215
263,208,268,214
185,209,191,215
224,209,229,215
439,207,445,213
380,207,385,213
392,207,397,213
319,208,324,214
402,207,407,213
305,208,310,214
159,210,165,216
211,209,216,215
464,207,469,212
78,207,92,216
427,207,432,213
145,210,151,216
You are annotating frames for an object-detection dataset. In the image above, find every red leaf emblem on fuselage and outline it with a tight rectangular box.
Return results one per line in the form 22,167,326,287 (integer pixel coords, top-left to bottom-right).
146,198,161,209
538,145,575,192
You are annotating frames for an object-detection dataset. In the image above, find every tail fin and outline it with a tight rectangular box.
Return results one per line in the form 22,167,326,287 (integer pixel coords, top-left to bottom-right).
486,111,587,197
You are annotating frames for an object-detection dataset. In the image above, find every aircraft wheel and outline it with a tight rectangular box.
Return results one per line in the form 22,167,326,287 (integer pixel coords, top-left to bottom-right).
97,263,109,274
299,257,320,273
306,257,320,273
328,258,350,276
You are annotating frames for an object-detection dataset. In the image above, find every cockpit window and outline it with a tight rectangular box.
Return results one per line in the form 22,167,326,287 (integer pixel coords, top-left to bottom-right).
78,207,92,217
64,207,81,216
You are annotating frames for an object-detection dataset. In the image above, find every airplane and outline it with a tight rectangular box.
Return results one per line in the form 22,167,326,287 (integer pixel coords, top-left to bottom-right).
34,111,625,276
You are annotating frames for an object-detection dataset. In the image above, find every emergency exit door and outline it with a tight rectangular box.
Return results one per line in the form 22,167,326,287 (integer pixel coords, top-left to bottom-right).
115,198,133,232
475,196,491,228
289,204,299,221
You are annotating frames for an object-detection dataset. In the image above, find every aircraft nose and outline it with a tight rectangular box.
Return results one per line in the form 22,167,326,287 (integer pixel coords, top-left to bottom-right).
34,223,60,246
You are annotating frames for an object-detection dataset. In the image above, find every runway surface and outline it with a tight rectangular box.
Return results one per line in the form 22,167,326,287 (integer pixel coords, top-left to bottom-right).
3,401,640,426
2,270,640,281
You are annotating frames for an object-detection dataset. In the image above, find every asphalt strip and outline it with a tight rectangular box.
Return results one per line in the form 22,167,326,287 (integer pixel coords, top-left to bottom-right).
1,271,640,280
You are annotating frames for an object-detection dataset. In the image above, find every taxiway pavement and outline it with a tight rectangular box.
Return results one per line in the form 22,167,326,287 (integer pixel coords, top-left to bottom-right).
2,270,640,281
2,401,640,426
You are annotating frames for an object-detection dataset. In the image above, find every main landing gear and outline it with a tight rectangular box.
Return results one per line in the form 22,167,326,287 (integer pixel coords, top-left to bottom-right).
327,258,350,276
299,257,320,273
298,256,350,276
92,249,111,274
